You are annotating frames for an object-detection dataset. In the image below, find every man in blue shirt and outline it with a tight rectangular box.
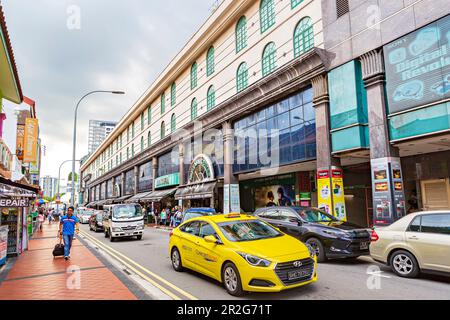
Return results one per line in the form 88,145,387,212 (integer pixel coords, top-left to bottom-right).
58,206,79,260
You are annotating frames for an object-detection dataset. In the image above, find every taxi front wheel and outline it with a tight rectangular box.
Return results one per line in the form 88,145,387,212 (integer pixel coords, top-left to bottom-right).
222,262,245,297
171,247,184,272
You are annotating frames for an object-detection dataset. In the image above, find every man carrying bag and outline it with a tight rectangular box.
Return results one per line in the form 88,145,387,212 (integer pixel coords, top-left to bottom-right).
57,207,80,261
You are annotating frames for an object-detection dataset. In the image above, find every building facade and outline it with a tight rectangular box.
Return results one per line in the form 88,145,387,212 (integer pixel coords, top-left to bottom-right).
39,176,57,199
81,0,450,227
88,120,118,154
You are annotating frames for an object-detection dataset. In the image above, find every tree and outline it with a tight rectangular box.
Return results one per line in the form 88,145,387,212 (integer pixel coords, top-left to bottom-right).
68,172,79,182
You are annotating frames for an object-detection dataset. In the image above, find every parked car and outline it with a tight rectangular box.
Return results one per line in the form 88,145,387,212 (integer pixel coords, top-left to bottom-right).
103,204,145,242
78,209,94,224
169,213,317,296
370,211,450,278
89,211,104,232
181,207,217,224
253,206,371,262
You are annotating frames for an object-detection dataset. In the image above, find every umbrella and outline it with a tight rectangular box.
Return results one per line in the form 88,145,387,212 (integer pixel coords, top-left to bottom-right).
36,199,48,205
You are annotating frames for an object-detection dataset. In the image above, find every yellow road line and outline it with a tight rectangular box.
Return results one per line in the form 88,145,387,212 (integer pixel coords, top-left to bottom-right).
80,230,198,300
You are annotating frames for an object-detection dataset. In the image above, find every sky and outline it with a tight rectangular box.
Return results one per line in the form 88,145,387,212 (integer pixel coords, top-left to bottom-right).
1,0,213,185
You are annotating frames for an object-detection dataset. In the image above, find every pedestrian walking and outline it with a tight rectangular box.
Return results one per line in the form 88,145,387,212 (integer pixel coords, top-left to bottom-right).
48,210,53,225
160,208,167,226
175,208,183,227
57,206,79,261
38,210,45,232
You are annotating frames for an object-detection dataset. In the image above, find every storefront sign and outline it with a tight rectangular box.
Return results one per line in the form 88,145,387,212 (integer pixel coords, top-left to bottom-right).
0,198,30,208
154,173,179,190
317,170,332,214
331,168,347,221
23,118,39,163
384,15,450,114
188,154,215,184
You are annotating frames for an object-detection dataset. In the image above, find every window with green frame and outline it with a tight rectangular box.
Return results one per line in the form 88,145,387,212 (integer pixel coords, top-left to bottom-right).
191,98,198,120
140,113,144,131
127,127,130,143
161,93,165,114
171,83,176,106
294,17,314,58
236,16,247,53
191,62,198,89
148,131,151,147
131,144,134,157
260,0,275,33
127,147,129,160
207,86,216,111
116,155,118,167
237,62,248,92
171,113,176,133
206,47,215,76
120,153,122,164
161,121,165,139
131,122,135,139
147,106,151,125
291,0,304,9
141,136,144,152
262,42,277,76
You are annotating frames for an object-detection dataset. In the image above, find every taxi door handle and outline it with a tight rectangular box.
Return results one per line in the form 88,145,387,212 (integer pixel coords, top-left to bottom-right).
408,236,419,240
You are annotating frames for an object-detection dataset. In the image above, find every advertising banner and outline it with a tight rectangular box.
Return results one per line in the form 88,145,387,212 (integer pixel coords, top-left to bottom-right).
317,170,332,215
0,226,8,266
223,184,230,214
331,168,347,221
23,118,39,163
229,184,241,213
371,158,392,224
16,124,25,161
254,185,294,208
391,158,406,220
384,15,450,114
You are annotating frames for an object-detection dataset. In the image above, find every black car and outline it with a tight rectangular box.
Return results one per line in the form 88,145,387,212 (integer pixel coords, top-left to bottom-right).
253,207,371,262
89,211,104,232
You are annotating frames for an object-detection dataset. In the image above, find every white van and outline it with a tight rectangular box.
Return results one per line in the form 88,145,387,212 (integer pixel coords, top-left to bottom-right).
103,204,145,242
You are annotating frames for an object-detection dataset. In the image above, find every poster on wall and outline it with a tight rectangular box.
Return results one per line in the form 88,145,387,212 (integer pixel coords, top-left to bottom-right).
331,168,347,221
254,185,294,209
229,184,241,213
391,158,406,220
223,185,230,214
384,15,450,114
371,158,393,224
317,170,332,215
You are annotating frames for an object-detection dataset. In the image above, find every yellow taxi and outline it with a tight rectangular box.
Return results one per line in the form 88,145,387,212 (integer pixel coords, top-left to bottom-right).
169,213,318,296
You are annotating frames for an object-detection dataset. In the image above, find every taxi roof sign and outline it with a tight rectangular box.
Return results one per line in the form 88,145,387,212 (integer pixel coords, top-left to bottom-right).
224,213,241,218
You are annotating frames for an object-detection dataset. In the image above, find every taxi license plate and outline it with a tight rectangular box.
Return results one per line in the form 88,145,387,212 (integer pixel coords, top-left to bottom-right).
288,270,310,281
360,242,369,250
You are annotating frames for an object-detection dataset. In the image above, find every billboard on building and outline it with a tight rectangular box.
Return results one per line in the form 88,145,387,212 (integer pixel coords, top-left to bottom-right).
16,124,24,161
384,15,450,114
23,118,39,163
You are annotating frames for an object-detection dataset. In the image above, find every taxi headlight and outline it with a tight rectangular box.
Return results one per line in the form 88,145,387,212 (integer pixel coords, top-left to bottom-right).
237,252,271,267
305,243,317,259
112,227,121,232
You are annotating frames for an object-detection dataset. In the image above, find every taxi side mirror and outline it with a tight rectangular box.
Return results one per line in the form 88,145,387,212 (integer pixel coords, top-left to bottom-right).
204,235,218,244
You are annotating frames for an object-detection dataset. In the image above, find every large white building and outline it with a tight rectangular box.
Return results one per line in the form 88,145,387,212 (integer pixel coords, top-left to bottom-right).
88,120,118,154
39,176,57,199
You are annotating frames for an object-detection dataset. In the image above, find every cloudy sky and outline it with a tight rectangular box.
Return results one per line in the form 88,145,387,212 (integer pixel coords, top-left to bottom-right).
1,0,212,184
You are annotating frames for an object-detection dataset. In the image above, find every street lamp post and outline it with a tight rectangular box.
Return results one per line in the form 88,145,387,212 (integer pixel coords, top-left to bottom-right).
71,90,125,207
57,159,80,213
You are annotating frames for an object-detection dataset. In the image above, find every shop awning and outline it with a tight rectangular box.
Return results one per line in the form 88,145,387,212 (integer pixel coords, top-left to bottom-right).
104,198,116,205
113,195,133,204
86,202,97,208
175,182,216,200
141,188,177,202
125,191,152,203
96,200,108,206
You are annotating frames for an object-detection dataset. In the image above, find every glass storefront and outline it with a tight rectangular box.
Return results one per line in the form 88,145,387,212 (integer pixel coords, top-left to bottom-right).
158,151,179,178
125,170,135,195
138,162,153,192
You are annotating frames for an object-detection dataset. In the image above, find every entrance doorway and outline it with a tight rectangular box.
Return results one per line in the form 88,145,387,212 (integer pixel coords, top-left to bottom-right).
420,179,450,210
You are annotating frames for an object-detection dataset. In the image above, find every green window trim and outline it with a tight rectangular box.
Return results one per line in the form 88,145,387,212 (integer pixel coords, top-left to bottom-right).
262,42,277,77
237,62,248,92
236,16,247,53
141,137,144,152
161,93,165,115
291,0,304,9
147,106,152,125
260,0,275,33
171,83,176,106
131,144,135,157
127,127,130,143
127,147,130,160
161,121,166,140
206,47,215,77
294,17,314,58
148,131,152,148
207,85,216,111
141,113,144,131
191,98,198,121
131,123,135,139
191,62,198,90
171,113,176,133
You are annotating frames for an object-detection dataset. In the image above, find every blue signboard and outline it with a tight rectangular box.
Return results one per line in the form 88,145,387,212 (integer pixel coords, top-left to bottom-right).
384,15,450,114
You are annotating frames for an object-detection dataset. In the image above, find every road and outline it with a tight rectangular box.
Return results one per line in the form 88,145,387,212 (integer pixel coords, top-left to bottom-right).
78,224,450,300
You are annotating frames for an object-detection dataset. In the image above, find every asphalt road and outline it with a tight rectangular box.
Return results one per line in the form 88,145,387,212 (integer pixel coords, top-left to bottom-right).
79,224,450,300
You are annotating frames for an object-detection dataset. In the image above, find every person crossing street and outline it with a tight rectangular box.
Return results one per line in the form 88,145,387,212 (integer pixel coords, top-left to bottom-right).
57,206,80,261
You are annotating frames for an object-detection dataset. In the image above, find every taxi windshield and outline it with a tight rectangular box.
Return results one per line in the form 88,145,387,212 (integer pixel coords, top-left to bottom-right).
218,220,282,242
296,208,338,223
112,205,142,219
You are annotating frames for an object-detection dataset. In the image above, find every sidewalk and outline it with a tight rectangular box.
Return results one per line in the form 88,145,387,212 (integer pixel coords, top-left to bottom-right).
0,222,139,300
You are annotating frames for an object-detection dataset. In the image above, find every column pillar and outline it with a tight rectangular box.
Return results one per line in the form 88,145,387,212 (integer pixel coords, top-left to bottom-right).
360,49,406,226
134,165,139,195
222,121,239,213
121,172,126,197
312,74,347,220
152,157,158,189
178,143,185,186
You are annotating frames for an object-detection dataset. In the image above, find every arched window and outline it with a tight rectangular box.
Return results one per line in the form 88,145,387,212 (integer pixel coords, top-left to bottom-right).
131,122,135,139
294,17,314,58
206,47,215,76
191,98,198,121
260,0,275,33
161,93,165,114
148,131,151,148
161,121,166,139
141,136,144,152
236,62,248,92
191,62,198,89
171,82,176,106
140,113,144,131
147,106,152,125
131,144,134,157
236,16,247,53
262,42,277,77
291,0,304,8
171,113,176,133
207,86,216,111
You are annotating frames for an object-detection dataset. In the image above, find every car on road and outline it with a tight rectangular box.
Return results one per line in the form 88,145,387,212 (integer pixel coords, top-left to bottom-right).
169,213,318,296
370,210,450,278
103,204,145,242
78,209,94,224
253,206,371,262
89,211,104,232
181,207,217,224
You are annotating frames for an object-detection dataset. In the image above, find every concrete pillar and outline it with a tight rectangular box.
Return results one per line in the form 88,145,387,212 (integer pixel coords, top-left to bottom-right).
222,121,239,213
360,49,406,226
178,143,185,186
152,157,158,188
134,165,139,195
121,172,126,197
311,74,347,220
